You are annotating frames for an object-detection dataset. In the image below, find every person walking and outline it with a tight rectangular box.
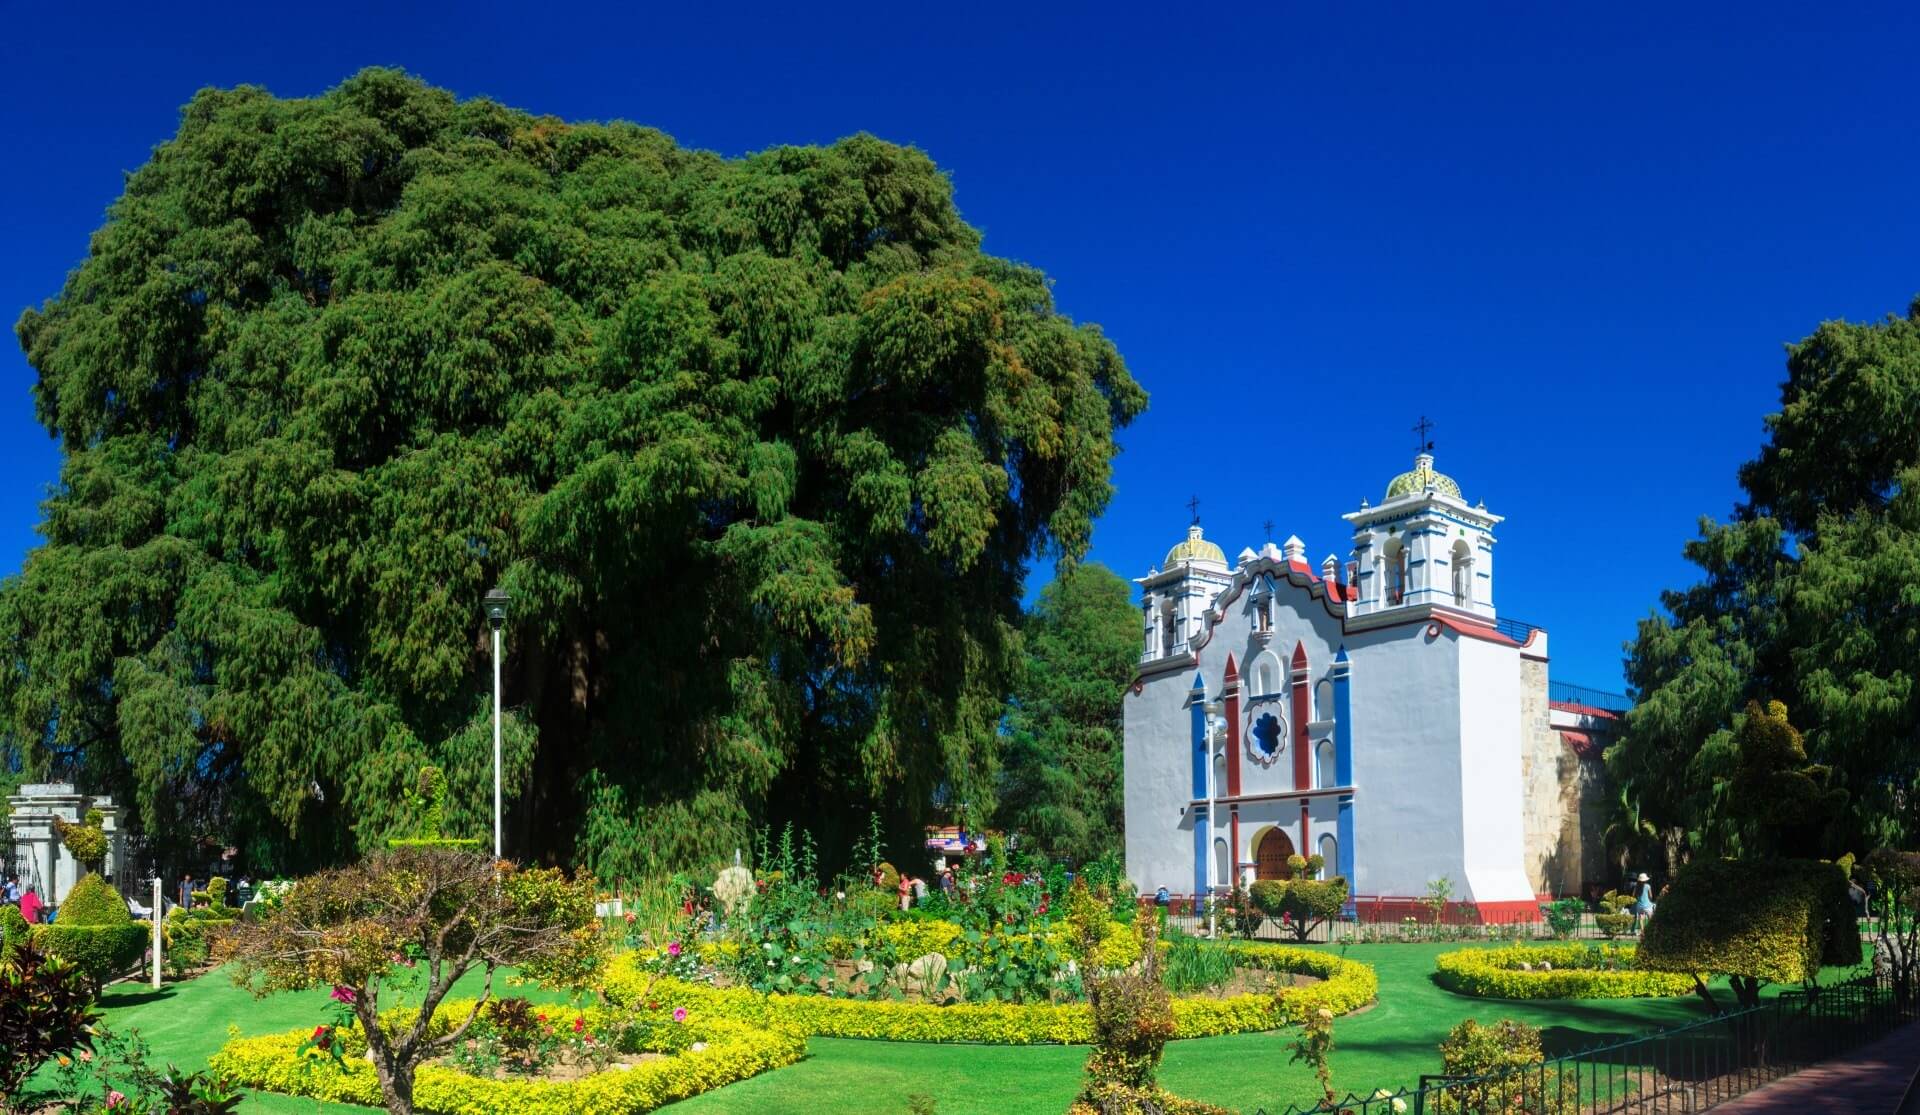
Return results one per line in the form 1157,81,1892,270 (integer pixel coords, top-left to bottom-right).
19,884,43,925
1632,872,1655,929
2,874,18,903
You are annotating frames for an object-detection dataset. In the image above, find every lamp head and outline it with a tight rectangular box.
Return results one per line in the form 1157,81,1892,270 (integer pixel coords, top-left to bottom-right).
483,587,510,630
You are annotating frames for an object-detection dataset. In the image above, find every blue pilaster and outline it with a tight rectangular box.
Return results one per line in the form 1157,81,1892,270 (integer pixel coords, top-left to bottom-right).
1332,647,1356,907
1189,671,1209,897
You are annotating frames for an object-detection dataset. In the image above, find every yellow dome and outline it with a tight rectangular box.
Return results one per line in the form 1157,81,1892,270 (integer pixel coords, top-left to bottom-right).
1385,453,1462,501
1165,524,1227,568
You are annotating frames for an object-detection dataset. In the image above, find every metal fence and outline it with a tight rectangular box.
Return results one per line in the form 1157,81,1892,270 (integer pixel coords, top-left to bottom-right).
1151,900,1626,945
1255,974,1914,1114
1548,680,1633,714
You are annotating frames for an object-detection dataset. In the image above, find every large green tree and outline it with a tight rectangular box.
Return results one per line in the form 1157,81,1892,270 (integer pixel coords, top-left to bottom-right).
6,70,1145,876
996,562,1138,864
1609,298,1920,863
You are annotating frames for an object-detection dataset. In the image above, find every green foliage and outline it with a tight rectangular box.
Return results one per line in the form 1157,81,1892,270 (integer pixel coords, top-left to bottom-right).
1636,857,1861,1009
224,847,602,1114
1594,913,1635,939
1247,879,1287,917
6,68,1146,877
996,564,1139,865
1246,876,1348,942
1287,1007,1337,1109
30,924,149,989
206,876,229,909
1540,898,1583,940
59,873,132,926
1434,945,1693,999
1159,932,1234,995
1225,885,1265,940
1859,848,1920,1003
0,941,102,1103
1,904,30,962
1612,299,1920,863
1433,1019,1558,1114
55,813,109,869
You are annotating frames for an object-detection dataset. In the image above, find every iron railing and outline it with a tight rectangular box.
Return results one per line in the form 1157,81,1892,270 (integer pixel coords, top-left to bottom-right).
1496,616,1542,645
1254,973,1913,1114
1548,680,1633,713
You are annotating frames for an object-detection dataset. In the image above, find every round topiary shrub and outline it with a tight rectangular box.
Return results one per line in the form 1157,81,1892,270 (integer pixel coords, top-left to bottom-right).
1434,945,1693,999
58,873,131,926
1248,879,1287,916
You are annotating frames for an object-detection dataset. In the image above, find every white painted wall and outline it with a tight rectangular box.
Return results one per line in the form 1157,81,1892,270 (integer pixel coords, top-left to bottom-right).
1456,635,1536,904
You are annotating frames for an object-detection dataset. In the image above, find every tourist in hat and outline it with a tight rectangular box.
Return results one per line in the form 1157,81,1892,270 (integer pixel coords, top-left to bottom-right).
1632,872,1655,928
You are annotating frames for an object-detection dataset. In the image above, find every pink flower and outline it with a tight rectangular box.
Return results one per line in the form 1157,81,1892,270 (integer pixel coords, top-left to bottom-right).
672,1008,688,1024
107,1091,126,1109
667,942,682,958
330,985,358,1004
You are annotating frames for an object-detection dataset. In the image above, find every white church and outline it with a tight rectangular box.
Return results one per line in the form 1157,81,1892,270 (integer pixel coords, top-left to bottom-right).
1122,450,1617,921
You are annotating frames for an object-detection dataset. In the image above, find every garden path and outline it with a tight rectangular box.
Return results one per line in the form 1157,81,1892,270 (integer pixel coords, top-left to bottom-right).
1704,1017,1920,1115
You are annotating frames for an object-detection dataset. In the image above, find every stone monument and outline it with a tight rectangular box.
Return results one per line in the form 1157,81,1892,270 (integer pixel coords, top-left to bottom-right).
5,783,126,906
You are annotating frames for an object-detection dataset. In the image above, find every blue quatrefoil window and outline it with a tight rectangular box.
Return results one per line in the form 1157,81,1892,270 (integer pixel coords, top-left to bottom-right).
1249,711,1285,767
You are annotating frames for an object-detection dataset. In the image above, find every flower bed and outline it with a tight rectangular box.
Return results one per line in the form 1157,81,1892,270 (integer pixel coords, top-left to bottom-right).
1433,944,1694,1000
599,941,1377,1043
209,1000,805,1115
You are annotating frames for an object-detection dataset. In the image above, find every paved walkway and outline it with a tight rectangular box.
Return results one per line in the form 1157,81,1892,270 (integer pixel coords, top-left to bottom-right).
1710,1019,1920,1113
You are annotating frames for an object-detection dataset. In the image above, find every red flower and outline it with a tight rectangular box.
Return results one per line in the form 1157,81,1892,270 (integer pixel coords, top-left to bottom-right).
573,1016,585,1033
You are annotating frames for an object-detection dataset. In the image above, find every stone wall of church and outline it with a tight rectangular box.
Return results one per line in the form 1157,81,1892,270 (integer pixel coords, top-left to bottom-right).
1520,658,1583,896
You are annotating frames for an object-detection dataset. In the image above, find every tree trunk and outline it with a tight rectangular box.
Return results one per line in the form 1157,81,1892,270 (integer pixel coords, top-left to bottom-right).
372,1054,416,1115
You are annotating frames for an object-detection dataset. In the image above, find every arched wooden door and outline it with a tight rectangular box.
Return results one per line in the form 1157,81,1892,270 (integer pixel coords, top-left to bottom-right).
1255,827,1296,880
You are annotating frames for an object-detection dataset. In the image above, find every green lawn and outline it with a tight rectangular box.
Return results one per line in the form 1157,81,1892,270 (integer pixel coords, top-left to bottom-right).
49,942,1862,1115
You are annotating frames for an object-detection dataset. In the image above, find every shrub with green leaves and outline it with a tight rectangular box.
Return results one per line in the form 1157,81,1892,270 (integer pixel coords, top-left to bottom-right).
1,941,101,1103
0,904,28,962
1540,898,1583,940
59,873,131,926
1433,1018,1560,1114
1637,857,1861,1010
1434,945,1692,999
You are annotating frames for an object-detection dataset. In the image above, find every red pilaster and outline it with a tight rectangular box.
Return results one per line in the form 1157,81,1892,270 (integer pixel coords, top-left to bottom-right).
1230,807,1241,886
1223,654,1242,797
1299,801,1311,864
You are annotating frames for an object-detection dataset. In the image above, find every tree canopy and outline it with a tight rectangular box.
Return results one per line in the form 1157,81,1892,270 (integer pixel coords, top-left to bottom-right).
7,69,1145,875
1608,298,1920,863
995,563,1138,865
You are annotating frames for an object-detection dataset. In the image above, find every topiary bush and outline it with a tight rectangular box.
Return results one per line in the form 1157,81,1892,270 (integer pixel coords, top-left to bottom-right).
1277,878,1348,942
1248,879,1287,917
1637,857,1860,1010
1069,918,1232,1115
59,873,131,926
31,923,148,990
0,904,28,962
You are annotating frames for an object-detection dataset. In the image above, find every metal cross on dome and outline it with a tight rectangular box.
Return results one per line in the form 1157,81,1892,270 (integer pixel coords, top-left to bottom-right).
1187,494,1202,524
1413,415,1435,453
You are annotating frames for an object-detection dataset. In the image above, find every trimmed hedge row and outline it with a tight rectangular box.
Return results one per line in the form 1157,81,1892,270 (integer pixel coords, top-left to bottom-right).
210,1000,804,1115
600,941,1377,1043
30,924,147,986
1434,945,1694,1000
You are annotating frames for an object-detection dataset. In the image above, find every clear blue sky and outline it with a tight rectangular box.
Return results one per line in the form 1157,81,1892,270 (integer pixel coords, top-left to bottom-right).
3,3,1917,692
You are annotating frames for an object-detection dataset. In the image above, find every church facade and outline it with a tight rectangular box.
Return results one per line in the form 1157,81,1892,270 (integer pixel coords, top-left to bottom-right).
1122,452,1610,919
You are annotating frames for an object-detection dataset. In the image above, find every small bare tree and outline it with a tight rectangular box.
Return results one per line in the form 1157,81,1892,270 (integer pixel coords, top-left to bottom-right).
222,847,601,1115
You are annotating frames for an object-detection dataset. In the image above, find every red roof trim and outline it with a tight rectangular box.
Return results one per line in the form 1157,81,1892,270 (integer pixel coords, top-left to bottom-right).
1429,613,1522,647
1550,701,1622,720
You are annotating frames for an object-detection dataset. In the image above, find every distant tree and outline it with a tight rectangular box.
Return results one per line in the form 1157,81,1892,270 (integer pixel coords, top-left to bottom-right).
6,69,1144,873
996,563,1140,864
1609,299,1920,863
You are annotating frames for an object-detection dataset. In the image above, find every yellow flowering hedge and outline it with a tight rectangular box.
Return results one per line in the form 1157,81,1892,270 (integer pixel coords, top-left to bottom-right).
208,1000,804,1115
599,941,1375,1043
1434,945,1694,1000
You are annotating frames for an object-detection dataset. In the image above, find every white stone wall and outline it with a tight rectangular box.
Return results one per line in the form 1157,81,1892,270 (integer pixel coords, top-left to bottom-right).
1455,635,1535,905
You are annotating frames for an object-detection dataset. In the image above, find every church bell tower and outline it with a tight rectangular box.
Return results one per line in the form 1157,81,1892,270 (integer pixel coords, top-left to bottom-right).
1343,449,1500,621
